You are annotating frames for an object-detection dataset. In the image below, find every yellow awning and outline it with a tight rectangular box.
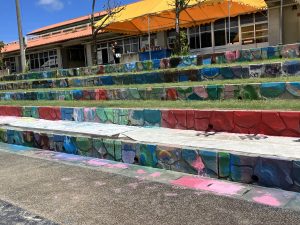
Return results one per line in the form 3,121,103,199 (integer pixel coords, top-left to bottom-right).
95,0,267,34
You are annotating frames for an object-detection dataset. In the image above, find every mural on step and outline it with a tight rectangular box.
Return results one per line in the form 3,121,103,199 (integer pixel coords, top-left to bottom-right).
1,43,299,82
0,127,299,193
0,106,299,137
1,60,300,92
0,81,299,101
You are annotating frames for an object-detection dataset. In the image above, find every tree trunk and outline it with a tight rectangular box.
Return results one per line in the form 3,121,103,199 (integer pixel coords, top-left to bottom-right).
175,10,181,55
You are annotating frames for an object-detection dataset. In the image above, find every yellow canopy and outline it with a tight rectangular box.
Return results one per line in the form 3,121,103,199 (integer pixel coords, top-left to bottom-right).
96,0,267,34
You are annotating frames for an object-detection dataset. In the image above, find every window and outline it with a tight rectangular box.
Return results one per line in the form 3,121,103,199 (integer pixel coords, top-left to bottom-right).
226,16,239,44
26,49,58,71
189,26,200,49
123,37,139,53
3,57,16,73
241,11,268,45
167,30,177,49
214,19,226,46
200,24,212,48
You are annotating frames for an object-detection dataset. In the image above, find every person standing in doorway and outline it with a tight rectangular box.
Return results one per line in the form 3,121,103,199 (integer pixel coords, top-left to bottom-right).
111,41,121,64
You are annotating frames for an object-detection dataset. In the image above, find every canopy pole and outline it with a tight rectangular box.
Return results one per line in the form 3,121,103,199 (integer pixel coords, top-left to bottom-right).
148,15,152,61
279,0,283,45
228,0,231,45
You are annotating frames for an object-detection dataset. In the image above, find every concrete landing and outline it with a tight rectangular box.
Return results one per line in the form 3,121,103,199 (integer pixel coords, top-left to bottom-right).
0,116,299,192
0,116,298,160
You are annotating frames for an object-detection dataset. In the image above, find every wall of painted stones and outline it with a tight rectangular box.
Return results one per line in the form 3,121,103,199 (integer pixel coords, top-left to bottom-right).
0,106,299,137
0,126,299,193
1,61,300,92
0,81,299,101
1,43,299,82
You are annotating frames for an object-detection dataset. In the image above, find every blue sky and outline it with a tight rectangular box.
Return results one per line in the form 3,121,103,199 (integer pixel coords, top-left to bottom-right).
0,0,137,43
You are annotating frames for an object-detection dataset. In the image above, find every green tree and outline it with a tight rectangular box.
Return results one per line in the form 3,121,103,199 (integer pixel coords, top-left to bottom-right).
170,0,191,55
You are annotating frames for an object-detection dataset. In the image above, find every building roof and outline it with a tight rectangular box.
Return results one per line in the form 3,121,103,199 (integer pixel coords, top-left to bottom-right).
28,11,106,35
3,26,92,54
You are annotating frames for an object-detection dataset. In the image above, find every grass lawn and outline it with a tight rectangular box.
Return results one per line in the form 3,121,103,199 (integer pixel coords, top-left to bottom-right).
1,99,300,111
0,76,299,93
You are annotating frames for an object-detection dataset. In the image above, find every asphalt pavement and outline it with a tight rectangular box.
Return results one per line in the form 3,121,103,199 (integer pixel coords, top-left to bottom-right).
0,151,300,225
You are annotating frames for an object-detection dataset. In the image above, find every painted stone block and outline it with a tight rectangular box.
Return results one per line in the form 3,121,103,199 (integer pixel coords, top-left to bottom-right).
73,108,84,122
282,61,300,75
139,144,158,167
218,152,230,178
115,109,129,125
156,145,181,170
152,59,160,70
236,84,260,100
34,133,53,150
84,108,98,122
220,67,234,79
210,111,234,132
166,88,178,100
61,108,74,121
75,137,93,156
230,154,258,183
164,71,179,83
260,112,286,133
223,84,239,100
100,76,114,85
102,139,120,160
95,89,108,100
144,72,164,84
143,109,161,127
206,85,223,100
71,90,83,100
82,90,96,100
0,129,7,143
63,136,77,155
121,141,139,164
250,48,262,60
260,82,286,98
128,110,144,126
22,131,35,147
281,43,300,58
38,107,61,120
178,55,197,67
279,112,300,135
233,111,261,133
199,150,218,177
133,74,146,84
127,88,141,100
160,58,170,69
92,138,110,159
192,86,208,100
254,158,294,190
7,130,23,145
201,67,220,79
249,64,263,78
285,82,300,98
147,87,166,100
177,86,193,100
293,161,300,190
262,63,282,78
22,107,39,118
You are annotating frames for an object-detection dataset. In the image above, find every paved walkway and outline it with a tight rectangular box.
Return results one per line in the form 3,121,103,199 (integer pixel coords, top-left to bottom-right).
0,116,299,159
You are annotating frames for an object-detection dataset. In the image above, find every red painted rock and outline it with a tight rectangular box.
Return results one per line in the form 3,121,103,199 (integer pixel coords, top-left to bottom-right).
234,111,262,129
161,111,177,128
194,110,212,119
195,118,210,131
38,107,61,120
166,88,178,100
186,110,195,130
258,123,279,136
261,112,286,132
210,111,234,132
97,65,105,74
0,106,22,117
173,110,187,129
95,89,108,100
279,112,300,134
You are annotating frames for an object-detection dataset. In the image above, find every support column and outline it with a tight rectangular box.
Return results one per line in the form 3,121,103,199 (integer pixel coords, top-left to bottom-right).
85,43,93,67
56,48,63,69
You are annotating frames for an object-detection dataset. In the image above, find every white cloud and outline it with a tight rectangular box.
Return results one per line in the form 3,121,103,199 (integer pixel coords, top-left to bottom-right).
37,0,64,11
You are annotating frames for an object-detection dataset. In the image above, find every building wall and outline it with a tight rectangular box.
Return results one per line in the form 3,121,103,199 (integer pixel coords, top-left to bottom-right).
268,4,300,45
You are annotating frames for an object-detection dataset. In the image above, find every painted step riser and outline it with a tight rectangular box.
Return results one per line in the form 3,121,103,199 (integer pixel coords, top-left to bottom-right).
0,106,299,138
0,81,300,101
1,61,300,92
1,43,300,82
0,127,299,193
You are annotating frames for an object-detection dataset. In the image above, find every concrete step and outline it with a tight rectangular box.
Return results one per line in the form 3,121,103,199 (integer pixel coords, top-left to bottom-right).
0,116,299,193
1,105,299,138
0,142,300,211
0,81,300,101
